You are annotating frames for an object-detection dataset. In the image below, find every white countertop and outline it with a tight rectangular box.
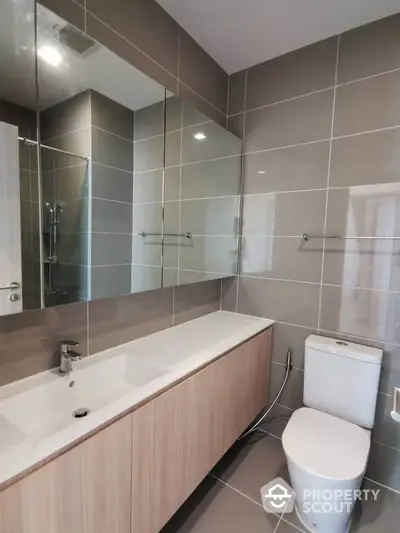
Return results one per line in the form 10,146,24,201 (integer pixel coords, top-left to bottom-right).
0,311,273,488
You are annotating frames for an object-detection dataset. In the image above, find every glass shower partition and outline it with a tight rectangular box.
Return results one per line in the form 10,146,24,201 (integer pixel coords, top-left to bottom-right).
40,142,89,307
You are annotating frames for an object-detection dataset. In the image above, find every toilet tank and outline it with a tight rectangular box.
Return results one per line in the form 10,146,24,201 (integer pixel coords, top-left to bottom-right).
304,335,383,429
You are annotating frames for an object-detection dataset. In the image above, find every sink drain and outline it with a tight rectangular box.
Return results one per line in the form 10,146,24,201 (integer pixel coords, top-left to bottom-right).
73,408,90,419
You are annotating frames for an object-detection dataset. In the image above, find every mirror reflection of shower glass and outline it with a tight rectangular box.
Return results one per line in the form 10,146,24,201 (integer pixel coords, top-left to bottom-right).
36,3,166,306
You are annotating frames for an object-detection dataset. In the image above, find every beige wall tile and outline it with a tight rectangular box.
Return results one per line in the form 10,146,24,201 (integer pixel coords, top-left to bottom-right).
173,279,221,325
238,277,320,328
242,190,326,237
241,236,323,283
88,288,173,354
320,285,400,345
334,71,400,136
228,71,246,115
271,322,317,370
243,141,330,194
245,89,334,152
246,37,337,110
338,14,400,84
330,128,400,188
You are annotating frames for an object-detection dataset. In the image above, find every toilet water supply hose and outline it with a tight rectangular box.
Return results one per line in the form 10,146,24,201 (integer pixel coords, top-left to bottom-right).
239,348,293,439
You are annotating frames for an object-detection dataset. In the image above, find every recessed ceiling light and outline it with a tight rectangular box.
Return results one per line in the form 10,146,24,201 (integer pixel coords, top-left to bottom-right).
194,132,206,141
38,45,62,67
257,170,266,174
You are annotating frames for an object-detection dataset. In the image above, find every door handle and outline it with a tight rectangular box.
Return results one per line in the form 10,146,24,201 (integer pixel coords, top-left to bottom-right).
0,282,20,291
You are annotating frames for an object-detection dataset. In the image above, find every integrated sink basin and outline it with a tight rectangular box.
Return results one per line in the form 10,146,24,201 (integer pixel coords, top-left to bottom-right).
0,351,166,452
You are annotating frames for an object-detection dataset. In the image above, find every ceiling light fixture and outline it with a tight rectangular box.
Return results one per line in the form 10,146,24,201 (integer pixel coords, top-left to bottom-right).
193,132,206,141
257,170,266,174
38,45,62,67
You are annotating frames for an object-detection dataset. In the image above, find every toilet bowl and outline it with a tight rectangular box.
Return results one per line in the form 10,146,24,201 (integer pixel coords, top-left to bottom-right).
282,407,370,533
280,335,382,533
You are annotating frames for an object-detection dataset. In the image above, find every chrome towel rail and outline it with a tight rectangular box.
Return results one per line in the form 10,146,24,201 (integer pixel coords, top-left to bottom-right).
302,233,400,242
139,231,192,239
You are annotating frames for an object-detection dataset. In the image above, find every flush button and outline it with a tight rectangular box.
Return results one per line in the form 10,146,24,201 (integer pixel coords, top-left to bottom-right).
336,341,348,346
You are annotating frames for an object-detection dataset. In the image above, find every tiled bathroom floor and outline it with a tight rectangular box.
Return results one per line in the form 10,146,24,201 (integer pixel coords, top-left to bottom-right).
162,432,399,533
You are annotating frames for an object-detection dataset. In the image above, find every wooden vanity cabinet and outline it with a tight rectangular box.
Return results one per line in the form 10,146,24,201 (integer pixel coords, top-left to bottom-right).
0,328,271,533
0,415,132,533
130,328,271,533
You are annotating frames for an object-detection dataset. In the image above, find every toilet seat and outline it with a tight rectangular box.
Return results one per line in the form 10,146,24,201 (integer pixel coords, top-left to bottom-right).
282,407,371,481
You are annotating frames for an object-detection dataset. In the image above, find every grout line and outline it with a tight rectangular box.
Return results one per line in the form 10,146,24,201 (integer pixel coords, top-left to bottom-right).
84,10,227,117
83,0,87,33
226,75,231,128
131,103,136,294
44,125,91,143
92,161,133,174
240,275,319,285
272,319,400,351
208,473,268,510
246,86,334,115
236,124,400,159
172,286,176,326
317,35,340,332
176,30,181,95
271,360,303,372
91,196,133,205
165,152,241,169
165,194,239,202
364,476,400,496
86,90,93,302
335,65,400,88
234,273,400,294
177,99,184,286
256,428,282,440
179,81,226,118
92,125,133,143
235,69,248,313
228,65,400,118
372,439,400,453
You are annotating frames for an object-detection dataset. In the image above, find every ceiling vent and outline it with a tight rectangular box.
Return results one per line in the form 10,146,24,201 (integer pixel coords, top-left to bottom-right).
56,24,99,58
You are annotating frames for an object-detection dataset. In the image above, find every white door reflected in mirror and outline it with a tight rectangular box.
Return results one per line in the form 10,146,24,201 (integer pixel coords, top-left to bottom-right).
0,121,23,315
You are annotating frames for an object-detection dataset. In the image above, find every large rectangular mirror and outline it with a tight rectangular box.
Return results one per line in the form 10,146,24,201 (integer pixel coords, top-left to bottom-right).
36,3,166,306
0,0,241,316
163,96,242,286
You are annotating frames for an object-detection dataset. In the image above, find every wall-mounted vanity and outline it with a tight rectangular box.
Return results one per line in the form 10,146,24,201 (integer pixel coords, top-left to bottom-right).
0,0,242,315
0,312,273,533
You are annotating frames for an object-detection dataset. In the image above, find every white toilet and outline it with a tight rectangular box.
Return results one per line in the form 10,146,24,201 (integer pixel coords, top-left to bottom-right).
282,335,382,533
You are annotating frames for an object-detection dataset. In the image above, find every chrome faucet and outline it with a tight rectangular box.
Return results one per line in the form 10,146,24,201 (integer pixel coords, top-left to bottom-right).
60,341,82,375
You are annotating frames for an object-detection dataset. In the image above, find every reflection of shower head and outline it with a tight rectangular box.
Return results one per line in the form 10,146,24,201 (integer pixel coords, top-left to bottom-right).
45,202,65,213
45,202,65,224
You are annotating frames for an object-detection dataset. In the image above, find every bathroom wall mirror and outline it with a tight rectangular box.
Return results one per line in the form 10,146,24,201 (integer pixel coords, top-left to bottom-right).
163,96,242,286
0,0,38,315
0,0,241,317
36,3,167,306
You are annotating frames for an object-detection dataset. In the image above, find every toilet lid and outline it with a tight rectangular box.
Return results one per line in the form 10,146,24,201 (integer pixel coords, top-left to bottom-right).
282,408,370,481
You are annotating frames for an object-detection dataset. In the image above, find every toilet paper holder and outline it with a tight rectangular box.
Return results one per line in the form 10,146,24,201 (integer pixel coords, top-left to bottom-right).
390,388,400,423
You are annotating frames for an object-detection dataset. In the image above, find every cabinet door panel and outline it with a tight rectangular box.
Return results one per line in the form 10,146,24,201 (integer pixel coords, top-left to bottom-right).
0,415,132,533
130,329,271,533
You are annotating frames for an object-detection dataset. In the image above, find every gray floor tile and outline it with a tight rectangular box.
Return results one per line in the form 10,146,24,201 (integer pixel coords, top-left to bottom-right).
350,479,400,533
277,516,306,532
211,433,290,505
161,475,279,533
